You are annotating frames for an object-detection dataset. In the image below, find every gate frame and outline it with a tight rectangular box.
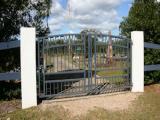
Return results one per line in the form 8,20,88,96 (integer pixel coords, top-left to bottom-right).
20,28,144,109
38,32,132,98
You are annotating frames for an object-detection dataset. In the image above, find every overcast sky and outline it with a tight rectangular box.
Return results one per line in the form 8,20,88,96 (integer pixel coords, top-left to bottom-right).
48,0,132,35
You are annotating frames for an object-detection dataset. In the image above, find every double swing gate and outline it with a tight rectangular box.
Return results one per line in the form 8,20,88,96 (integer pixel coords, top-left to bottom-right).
37,32,131,99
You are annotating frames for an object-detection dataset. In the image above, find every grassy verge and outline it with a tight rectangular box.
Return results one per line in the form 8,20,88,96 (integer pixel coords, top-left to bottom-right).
0,84,160,120
97,70,125,77
79,92,160,120
0,106,71,120
79,84,160,120
97,70,127,85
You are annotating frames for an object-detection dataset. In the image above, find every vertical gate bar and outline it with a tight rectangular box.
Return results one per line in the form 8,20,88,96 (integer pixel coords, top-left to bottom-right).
88,33,92,90
90,34,93,87
103,36,105,68
82,33,86,92
46,38,48,72
61,82,63,94
67,35,69,70
68,35,70,70
104,36,106,67
104,36,106,69
78,34,81,69
79,43,80,69
63,36,67,70
37,39,40,96
42,38,46,95
84,33,87,92
68,35,69,70
53,83,55,94
63,36,64,70
88,34,92,89
125,41,130,86
71,35,73,69
46,38,49,92
57,47,58,72
61,36,62,71
88,33,90,90
71,35,72,69
49,37,51,73
100,37,102,68
122,39,124,87
52,37,54,73
129,40,132,87
48,37,50,73
94,33,97,86
49,38,52,72
69,34,71,70
50,82,51,95
73,35,74,69
100,34,103,84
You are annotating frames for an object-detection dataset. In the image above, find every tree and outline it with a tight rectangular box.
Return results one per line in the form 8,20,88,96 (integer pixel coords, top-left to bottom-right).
0,0,52,72
120,0,160,84
0,0,52,42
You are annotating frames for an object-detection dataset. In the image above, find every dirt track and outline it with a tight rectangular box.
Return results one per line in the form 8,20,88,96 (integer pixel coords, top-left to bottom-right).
40,92,141,116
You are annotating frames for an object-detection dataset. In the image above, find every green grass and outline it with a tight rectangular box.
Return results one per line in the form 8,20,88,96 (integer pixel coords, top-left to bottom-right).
79,92,160,120
1,84,160,120
97,70,126,77
97,70,127,85
0,81,21,101
0,106,71,120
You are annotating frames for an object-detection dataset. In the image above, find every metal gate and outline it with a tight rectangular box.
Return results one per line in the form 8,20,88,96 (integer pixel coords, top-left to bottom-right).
37,32,131,98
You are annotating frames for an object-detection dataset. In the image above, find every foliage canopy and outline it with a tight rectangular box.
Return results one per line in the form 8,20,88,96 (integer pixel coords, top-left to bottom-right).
0,0,52,42
120,0,160,83
0,0,52,72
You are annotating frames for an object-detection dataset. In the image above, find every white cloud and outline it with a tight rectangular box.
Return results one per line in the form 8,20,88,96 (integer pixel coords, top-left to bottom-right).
48,0,128,34
156,0,160,2
48,0,66,32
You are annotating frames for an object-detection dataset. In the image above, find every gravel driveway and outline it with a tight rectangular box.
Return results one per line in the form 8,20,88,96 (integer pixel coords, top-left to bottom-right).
40,92,141,116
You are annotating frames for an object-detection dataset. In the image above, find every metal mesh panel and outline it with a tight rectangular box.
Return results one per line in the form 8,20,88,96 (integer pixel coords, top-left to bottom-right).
37,33,131,99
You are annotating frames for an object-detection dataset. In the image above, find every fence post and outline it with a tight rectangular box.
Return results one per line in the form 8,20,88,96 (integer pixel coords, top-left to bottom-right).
131,31,144,92
20,27,37,109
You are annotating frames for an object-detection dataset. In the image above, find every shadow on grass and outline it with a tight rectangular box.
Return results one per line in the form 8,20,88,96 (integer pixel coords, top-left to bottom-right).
0,81,21,101
144,81,160,86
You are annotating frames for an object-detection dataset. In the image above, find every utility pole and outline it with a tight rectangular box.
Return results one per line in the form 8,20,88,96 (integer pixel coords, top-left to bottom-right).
107,31,113,64
66,0,72,61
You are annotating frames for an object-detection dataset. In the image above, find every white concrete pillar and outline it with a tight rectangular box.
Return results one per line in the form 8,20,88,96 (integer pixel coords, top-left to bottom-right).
131,31,144,92
20,27,37,109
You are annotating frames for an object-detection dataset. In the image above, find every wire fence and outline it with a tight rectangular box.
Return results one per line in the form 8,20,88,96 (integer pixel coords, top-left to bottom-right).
0,38,160,81
144,42,160,71
0,40,20,80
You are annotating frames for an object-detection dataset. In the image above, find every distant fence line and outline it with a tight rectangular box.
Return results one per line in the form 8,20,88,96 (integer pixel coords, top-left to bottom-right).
0,40,20,81
144,42,160,49
144,65,160,71
0,72,20,81
0,38,160,81
144,42,160,72
0,40,20,50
